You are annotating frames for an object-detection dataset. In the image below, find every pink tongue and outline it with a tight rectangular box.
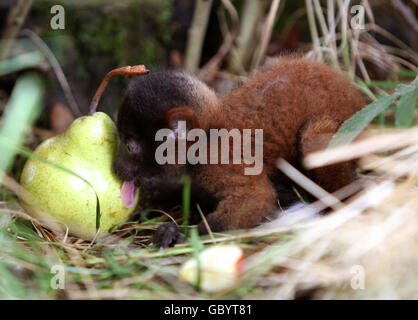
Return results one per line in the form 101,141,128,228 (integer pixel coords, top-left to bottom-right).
121,180,137,208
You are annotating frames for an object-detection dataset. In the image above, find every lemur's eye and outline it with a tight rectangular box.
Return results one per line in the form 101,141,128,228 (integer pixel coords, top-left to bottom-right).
126,143,133,155
126,140,140,155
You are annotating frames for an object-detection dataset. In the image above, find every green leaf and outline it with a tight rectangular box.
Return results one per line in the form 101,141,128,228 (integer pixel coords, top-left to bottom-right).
395,90,418,127
189,229,203,291
0,52,44,77
394,76,418,95
182,174,191,238
0,73,43,174
392,69,418,78
329,94,398,148
95,194,101,231
342,34,350,72
365,80,401,90
0,262,27,299
329,76,418,148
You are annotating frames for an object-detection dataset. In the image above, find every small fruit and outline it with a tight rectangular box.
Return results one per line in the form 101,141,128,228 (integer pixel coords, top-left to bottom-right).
20,65,148,240
20,112,139,239
179,245,244,292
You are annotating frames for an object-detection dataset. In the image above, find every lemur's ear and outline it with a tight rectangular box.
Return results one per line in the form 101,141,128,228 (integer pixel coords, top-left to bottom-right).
165,106,200,138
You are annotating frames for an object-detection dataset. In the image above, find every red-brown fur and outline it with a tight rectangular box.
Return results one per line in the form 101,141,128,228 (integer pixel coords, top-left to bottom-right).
114,57,367,241
183,57,366,233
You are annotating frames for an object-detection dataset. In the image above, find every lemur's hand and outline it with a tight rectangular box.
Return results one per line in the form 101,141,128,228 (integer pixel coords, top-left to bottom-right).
152,223,185,248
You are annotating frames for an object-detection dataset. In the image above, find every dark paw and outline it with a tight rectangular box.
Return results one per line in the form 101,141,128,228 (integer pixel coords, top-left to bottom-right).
152,223,185,248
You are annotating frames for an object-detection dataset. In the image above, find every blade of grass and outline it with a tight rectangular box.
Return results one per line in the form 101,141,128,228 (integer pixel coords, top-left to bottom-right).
393,69,418,78
196,203,214,240
184,0,213,73
355,77,377,100
329,77,418,147
189,228,203,291
366,80,403,89
395,90,418,127
182,175,191,238
306,0,321,60
0,73,43,174
0,51,44,77
329,94,398,148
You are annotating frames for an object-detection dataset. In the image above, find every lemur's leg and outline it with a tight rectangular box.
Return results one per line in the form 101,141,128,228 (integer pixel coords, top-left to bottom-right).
298,115,357,192
197,168,277,234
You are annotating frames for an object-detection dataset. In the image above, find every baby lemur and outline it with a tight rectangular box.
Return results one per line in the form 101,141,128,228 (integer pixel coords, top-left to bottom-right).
112,57,366,245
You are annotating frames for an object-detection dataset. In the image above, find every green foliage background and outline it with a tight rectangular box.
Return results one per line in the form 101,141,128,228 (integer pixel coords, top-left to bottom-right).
30,0,173,114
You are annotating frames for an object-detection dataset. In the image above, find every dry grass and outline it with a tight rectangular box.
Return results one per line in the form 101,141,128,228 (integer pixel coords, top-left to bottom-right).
0,0,417,300
1,125,417,299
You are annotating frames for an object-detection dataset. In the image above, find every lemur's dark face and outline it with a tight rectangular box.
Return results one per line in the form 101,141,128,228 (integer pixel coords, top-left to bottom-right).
112,72,192,185
112,71,208,197
113,100,167,184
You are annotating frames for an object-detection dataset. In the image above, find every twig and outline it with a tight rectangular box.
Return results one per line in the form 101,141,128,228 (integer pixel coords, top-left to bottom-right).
0,0,34,61
197,204,215,241
358,41,418,71
227,0,267,74
350,3,369,81
337,0,353,76
20,29,83,117
251,0,281,70
391,0,418,35
305,0,322,61
184,0,214,74
327,0,339,68
198,0,239,82
88,65,149,115
313,0,339,68
276,159,343,210
361,0,375,25
305,128,418,169
367,23,417,62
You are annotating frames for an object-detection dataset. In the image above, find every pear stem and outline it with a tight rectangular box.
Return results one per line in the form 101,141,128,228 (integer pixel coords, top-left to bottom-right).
88,65,149,115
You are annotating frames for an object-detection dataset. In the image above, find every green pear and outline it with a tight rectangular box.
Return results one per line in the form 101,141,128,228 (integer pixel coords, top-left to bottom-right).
20,112,139,240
